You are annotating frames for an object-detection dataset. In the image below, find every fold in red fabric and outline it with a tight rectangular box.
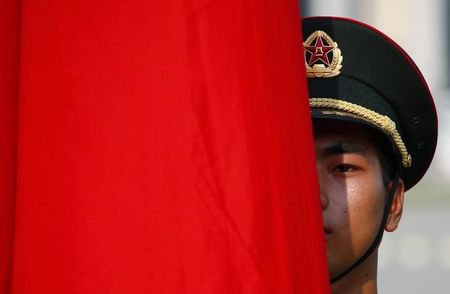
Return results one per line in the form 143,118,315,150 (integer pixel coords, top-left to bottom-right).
0,0,20,292
1,0,329,293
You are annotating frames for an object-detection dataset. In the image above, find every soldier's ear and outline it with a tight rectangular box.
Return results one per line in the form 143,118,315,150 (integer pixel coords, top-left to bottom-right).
385,178,405,232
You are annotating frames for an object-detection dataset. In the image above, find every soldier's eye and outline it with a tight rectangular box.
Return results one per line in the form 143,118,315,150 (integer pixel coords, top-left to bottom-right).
333,164,356,173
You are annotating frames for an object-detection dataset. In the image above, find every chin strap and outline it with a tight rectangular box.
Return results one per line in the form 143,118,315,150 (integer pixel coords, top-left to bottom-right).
330,168,400,284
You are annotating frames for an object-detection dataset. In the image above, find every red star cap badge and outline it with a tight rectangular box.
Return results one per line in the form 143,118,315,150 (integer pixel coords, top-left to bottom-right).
303,30,343,78
304,35,334,66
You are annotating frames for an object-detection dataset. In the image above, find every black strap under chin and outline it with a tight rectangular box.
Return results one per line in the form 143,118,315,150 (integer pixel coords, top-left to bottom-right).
330,169,400,284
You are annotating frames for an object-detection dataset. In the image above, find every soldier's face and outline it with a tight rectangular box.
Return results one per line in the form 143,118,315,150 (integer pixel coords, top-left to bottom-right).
313,120,388,279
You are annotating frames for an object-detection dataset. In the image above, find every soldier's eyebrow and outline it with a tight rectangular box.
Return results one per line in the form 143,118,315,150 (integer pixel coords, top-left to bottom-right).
321,141,368,158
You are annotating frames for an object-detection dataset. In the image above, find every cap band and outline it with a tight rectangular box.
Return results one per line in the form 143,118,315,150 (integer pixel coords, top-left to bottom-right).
310,97,412,167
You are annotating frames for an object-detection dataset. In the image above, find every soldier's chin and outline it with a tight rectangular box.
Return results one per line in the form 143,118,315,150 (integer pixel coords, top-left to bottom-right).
325,251,346,281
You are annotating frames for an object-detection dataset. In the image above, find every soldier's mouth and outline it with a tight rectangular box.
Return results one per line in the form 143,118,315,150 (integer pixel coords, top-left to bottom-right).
323,227,332,234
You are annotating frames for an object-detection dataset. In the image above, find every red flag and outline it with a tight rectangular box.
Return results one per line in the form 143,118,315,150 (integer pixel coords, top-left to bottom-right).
0,0,20,292
3,0,329,293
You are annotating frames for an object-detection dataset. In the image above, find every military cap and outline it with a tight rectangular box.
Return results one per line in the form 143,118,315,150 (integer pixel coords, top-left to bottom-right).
302,16,438,190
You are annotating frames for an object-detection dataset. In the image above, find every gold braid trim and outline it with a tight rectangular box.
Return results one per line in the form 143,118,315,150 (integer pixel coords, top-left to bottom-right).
310,98,412,168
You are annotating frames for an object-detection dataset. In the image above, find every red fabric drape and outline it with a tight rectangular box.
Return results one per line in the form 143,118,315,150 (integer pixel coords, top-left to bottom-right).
0,0,20,292
1,0,329,293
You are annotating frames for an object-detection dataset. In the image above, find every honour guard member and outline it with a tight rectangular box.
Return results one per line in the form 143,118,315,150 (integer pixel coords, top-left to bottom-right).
302,17,438,293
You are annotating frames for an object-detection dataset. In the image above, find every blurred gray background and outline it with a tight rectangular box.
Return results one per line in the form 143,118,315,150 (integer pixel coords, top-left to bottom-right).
300,0,450,292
